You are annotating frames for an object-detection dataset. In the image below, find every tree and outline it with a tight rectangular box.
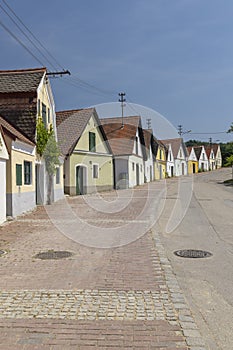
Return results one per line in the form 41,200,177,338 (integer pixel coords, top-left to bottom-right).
43,131,60,205
227,123,233,133
36,117,60,204
225,154,233,167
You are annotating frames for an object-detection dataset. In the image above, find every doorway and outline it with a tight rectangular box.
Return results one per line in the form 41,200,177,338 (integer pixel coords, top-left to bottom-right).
76,166,86,195
136,164,140,186
192,163,196,173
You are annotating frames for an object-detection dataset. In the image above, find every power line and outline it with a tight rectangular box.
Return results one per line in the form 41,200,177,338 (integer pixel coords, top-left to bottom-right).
1,0,65,71
0,2,57,70
0,18,45,66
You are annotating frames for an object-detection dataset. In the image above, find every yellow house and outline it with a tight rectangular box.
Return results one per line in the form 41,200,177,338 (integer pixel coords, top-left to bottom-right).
187,146,198,174
0,68,64,206
0,116,36,217
154,139,167,180
57,108,113,195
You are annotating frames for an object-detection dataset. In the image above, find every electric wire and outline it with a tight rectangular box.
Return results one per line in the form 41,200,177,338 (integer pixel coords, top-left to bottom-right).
1,0,65,71
0,2,57,71
0,18,45,66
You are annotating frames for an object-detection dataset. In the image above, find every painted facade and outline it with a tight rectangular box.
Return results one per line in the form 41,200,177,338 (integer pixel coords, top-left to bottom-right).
0,128,9,223
57,109,113,195
143,129,154,183
213,144,222,169
101,116,146,189
162,138,188,177
194,146,209,171
187,147,198,174
154,140,166,180
165,144,175,177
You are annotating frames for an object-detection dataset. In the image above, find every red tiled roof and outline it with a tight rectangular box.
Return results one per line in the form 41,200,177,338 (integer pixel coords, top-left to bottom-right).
100,116,144,156
160,138,186,158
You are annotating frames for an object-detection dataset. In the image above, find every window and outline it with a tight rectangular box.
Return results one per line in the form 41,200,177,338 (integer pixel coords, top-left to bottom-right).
93,164,99,179
132,162,135,171
24,161,32,185
48,107,50,123
89,132,96,152
16,164,22,186
42,103,47,125
38,99,41,115
135,136,138,154
55,167,60,184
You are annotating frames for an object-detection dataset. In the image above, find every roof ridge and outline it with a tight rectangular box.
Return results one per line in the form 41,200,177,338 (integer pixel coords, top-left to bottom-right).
0,67,46,74
56,107,94,114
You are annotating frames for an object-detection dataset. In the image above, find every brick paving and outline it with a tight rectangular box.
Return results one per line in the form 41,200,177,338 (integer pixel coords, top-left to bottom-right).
0,185,206,349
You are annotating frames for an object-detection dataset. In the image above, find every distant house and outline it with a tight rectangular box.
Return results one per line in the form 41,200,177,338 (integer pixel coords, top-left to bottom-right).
154,138,167,180
143,129,154,182
205,145,216,171
100,116,146,189
0,68,64,206
164,143,175,177
193,146,209,171
212,144,222,169
161,138,188,176
56,108,113,195
187,146,198,174
0,122,9,223
0,116,36,218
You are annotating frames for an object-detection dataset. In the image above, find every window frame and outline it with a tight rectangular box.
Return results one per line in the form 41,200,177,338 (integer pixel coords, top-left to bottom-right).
89,132,96,152
24,161,32,185
93,164,99,179
16,164,22,186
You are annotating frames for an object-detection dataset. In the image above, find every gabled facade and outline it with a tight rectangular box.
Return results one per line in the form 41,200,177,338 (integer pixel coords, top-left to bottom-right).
57,108,113,195
143,129,154,182
187,146,198,174
212,144,222,169
0,116,36,218
161,138,188,176
193,146,209,171
0,124,9,223
0,68,64,206
100,116,146,189
154,139,167,180
165,143,175,177
205,146,216,170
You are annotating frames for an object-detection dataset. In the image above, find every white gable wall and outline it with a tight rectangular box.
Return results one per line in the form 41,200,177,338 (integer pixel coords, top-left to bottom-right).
144,145,154,182
166,144,175,177
0,131,9,223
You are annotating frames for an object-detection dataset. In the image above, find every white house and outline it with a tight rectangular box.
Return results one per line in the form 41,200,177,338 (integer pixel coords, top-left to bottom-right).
0,126,9,224
194,146,209,171
101,116,146,189
165,143,175,177
162,138,188,176
143,129,154,182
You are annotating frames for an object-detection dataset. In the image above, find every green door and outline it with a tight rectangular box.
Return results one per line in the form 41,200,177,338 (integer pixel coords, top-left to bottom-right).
76,166,84,195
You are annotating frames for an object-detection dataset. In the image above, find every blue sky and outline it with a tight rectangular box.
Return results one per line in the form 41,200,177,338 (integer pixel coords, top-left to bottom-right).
0,0,233,142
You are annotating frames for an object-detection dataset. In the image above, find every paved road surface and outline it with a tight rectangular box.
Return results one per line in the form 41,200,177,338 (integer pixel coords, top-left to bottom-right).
157,168,233,350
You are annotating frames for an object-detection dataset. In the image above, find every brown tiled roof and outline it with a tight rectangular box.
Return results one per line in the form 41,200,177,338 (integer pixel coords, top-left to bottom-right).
0,115,35,153
204,146,212,159
0,68,46,93
160,138,186,158
0,68,46,142
56,108,111,156
193,146,202,160
212,144,220,156
100,116,145,157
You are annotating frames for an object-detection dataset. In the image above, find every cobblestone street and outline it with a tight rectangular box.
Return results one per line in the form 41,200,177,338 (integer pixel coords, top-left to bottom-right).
0,184,206,349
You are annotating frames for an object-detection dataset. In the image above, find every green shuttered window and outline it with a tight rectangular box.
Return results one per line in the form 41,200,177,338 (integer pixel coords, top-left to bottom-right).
89,132,96,152
16,164,22,186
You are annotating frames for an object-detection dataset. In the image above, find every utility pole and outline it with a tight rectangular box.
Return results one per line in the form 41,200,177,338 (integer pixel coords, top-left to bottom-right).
118,92,126,128
178,125,183,136
46,70,71,77
209,137,212,146
146,118,152,129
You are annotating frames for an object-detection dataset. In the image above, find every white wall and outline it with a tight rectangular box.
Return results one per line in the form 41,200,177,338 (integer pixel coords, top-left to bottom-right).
0,159,6,223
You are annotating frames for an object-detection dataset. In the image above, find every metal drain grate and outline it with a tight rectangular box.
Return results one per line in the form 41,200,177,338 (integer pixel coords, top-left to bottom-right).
174,249,212,259
35,251,73,260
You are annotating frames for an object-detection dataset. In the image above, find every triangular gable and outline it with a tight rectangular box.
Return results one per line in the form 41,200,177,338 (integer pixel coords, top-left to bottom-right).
0,127,9,160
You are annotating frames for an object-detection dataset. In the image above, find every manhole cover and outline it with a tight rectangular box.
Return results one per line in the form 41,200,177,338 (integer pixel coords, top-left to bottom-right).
174,249,212,259
0,250,6,257
35,251,73,260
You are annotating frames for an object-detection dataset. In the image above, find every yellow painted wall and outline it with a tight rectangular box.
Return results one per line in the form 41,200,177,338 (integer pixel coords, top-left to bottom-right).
37,78,54,129
154,146,166,179
75,115,109,154
69,153,113,190
7,149,35,194
188,161,198,174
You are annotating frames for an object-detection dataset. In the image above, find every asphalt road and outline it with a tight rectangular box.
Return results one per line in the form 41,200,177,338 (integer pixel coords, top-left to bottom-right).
156,168,233,350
